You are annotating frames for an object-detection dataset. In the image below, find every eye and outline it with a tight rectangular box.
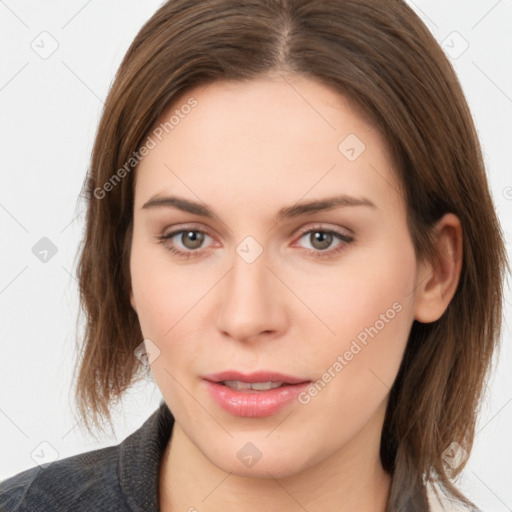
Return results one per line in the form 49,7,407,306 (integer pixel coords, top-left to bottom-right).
156,228,215,259
295,227,354,257
156,225,354,260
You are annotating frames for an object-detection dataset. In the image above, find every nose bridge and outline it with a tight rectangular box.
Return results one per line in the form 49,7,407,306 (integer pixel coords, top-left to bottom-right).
215,242,286,341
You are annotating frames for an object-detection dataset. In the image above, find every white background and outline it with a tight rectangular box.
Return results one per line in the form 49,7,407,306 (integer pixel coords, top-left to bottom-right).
0,1,511,509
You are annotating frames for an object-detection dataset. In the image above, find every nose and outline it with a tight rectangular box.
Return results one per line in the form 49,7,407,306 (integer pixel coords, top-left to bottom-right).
215,247,288,343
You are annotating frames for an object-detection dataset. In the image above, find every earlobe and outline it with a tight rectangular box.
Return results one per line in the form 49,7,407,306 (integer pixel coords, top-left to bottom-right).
413,213,463,324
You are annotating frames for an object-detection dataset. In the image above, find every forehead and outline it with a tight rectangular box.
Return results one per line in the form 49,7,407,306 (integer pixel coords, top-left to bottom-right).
134,74,403,216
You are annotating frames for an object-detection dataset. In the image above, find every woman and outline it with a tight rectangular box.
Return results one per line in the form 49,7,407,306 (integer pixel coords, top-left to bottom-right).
0,0,507,510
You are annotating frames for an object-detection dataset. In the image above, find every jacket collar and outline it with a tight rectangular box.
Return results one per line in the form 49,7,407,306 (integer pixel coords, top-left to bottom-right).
119,400,174,512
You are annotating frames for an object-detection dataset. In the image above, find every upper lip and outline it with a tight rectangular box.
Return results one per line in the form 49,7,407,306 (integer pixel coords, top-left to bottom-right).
203,371,310,385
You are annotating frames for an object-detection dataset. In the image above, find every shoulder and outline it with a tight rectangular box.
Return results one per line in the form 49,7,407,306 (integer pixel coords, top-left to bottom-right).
0,444,123,512
0,401,174,512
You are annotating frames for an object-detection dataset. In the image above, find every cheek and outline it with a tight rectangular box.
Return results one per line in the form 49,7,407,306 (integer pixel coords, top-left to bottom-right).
290,288,414,461
130,235,211,339
329,272,413,369
289,252,413,341
129,245,218,410
289,243,416,402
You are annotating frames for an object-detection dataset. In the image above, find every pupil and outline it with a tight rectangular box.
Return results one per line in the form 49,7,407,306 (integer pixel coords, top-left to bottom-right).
311,231,332,250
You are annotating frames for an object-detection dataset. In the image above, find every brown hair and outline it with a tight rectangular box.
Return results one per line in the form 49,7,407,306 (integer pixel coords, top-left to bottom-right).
72,0,508,509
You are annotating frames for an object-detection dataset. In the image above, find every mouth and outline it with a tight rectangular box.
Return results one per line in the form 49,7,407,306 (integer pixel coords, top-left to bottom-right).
203,371,311,417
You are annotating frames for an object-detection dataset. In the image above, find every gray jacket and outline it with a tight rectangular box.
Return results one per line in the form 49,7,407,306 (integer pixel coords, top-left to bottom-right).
0,400,173,512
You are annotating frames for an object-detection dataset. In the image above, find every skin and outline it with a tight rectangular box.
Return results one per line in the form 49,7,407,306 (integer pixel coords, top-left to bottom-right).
129,72,463,512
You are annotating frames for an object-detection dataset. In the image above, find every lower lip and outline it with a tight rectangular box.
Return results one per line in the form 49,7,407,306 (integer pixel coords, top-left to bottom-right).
204,381,310,417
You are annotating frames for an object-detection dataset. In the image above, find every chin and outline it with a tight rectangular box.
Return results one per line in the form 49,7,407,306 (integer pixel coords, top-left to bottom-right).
214,454,308,479
200,434,326,480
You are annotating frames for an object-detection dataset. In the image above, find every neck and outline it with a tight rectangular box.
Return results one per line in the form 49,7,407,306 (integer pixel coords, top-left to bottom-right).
159,408,391,512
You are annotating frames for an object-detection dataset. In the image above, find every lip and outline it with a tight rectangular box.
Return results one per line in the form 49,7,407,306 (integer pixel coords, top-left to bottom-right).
203,370,311,418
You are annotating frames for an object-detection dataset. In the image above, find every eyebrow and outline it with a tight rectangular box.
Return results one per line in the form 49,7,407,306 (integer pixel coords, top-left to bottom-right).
141,193,377,219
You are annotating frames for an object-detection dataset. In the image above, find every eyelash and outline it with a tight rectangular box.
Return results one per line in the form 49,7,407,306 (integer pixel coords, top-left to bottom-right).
155,225,355,260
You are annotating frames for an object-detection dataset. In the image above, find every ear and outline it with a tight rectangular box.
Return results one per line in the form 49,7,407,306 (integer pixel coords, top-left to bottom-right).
413,213,463,323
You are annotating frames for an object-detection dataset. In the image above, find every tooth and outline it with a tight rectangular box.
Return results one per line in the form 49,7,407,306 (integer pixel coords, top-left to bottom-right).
223,380,252,390
251,382,283,390
222,380,284,391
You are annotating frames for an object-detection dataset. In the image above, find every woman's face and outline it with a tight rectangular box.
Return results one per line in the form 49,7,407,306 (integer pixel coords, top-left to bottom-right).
129,74,425,477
